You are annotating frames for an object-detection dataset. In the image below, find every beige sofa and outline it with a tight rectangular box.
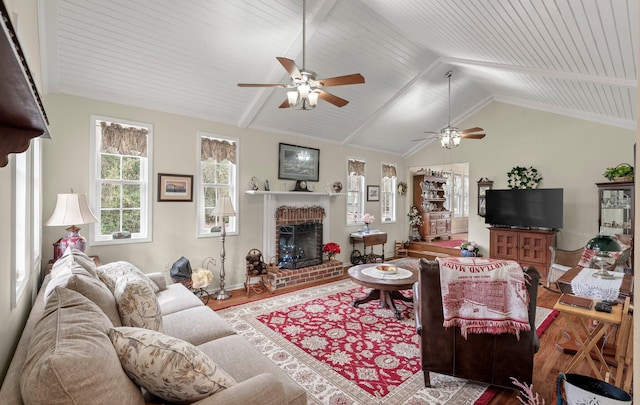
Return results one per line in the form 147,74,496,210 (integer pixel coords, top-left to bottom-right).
0,250,306,405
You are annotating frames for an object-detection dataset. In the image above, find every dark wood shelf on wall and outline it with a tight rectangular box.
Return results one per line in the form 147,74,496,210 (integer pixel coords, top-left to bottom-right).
0,0,51,167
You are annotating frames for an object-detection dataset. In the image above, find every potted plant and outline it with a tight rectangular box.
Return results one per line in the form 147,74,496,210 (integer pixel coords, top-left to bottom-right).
603,164,634,181
460,241,479,257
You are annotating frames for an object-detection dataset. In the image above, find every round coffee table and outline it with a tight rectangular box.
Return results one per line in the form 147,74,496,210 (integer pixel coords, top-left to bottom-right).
347,263,418,319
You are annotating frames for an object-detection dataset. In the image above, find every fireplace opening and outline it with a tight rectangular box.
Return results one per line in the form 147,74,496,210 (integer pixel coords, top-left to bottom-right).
278,222,323,269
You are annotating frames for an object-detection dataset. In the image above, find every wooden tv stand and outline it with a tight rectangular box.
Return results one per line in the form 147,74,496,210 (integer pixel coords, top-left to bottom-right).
489,227,556,280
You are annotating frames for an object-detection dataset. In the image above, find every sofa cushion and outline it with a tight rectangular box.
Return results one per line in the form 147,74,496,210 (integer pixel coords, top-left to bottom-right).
44,261,122,326
157,283,204,315
197,335,307,405
109,326,236,404
20,287,144,405
113,276,163,332
97,261,159,294
51,246,98,279
163,306,236,346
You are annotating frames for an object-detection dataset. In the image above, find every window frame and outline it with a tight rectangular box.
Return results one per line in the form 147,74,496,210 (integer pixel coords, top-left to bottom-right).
12,145,31,307
196,132,239,238
381,162,397,223
346,157,366,226
88,115,153,246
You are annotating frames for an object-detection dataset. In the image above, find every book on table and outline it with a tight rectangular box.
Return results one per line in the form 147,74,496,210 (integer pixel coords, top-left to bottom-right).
559,293,594,310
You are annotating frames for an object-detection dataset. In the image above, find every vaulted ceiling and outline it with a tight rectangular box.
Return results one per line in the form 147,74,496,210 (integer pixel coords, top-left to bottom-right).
38,0,637,156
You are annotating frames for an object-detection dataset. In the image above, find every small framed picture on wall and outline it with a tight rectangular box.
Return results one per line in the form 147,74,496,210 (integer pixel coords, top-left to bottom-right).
367,185,380,201
158,173,194,202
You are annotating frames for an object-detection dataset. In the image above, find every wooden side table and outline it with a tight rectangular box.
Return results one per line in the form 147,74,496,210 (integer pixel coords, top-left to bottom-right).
350,231,387,265
557,266,633,295
553,294,623,380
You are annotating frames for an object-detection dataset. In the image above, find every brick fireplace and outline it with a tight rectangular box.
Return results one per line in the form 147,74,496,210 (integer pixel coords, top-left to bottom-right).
247,190,344,291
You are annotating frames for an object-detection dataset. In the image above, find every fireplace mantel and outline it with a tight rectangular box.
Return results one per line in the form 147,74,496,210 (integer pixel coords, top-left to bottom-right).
246,190,343,259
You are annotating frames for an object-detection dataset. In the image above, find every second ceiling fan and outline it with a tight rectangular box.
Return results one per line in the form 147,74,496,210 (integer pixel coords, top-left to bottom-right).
414,71,486,148
237,0,365,110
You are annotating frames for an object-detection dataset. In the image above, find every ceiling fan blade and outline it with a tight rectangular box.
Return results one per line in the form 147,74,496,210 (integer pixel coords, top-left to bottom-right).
237,83,287,88
461,133,486,139
423,131,439,134
318,90,349,107
460,127,484,134
412,136,437,142
278,99,291,109
318,73,365,87
276,57,302,79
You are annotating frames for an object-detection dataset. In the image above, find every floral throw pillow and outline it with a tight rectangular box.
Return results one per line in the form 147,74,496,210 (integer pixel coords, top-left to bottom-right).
96,261,160,294
108,327,236,404
113,276,163,332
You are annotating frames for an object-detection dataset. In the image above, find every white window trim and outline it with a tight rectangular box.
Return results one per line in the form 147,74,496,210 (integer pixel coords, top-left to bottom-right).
196,132,239,238
346,157,366,226
12,148,30,308
88,114,153,246
381,162,397,224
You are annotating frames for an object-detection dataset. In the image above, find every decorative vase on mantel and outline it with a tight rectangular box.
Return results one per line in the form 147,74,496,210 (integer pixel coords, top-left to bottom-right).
364,223,370,233
327,253,336,261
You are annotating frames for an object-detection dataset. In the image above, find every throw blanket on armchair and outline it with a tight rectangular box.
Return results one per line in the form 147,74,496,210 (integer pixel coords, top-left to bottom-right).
436,257,531,339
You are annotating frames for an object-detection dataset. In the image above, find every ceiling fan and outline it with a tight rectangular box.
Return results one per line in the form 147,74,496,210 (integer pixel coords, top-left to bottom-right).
413,71,486,148
237,0,364,110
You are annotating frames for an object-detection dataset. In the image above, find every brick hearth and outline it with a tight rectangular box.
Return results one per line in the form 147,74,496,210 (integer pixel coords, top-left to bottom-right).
265,260,344,291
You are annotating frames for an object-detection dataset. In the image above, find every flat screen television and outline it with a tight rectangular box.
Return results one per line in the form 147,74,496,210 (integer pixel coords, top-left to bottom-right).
485,188,563,230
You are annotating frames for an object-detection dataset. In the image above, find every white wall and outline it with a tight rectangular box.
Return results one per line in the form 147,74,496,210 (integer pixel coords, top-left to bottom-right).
0,0,42,383
405,101,636,257
41,94,407,289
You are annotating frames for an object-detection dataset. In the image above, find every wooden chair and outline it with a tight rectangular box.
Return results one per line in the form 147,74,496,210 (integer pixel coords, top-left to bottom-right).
245,248,268,296
607,297,633,392
394,240,409,258
548,246,584,290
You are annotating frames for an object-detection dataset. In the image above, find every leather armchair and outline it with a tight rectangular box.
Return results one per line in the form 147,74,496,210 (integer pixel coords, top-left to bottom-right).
412,258,541,389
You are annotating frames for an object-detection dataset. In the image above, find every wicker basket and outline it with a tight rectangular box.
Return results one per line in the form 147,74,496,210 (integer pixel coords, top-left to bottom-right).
612,163,633,182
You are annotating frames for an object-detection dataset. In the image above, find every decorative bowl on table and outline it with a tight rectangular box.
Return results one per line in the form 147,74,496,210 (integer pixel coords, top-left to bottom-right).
376,265,397,273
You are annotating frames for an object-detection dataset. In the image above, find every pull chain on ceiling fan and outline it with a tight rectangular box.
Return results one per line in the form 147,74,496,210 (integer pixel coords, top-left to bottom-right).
413,71,486,148
237,0,365,109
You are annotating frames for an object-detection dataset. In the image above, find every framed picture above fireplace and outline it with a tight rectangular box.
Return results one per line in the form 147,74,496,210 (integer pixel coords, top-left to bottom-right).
278,143,320,182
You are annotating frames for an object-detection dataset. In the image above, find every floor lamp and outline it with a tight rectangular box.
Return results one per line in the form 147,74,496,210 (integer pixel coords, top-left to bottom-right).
212,196,236,300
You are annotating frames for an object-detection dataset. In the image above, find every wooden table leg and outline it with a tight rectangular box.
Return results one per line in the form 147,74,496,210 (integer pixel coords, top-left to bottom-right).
562,313,613,379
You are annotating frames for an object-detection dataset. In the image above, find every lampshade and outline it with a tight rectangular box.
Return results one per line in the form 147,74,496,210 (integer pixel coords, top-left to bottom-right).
212,196,236,217
45,193,99,226
586,235,622,253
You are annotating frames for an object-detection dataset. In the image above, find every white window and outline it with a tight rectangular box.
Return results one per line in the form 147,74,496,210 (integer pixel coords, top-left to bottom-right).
463,174,469,217
381,163,397,222
12,147,30,307
89,116,153,245
197,133,238,236
347,158,366,225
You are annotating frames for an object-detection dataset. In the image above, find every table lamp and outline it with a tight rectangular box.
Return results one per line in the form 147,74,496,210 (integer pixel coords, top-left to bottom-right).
45,193,99,259
212,196,236,300
586,234,622,279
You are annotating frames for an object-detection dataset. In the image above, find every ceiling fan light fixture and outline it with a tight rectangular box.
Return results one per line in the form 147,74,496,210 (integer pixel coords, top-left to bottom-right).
308,91,319,107
287,91,299,107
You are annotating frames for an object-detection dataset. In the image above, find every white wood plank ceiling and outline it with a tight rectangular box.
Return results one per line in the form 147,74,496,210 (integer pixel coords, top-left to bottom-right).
38,0,637,156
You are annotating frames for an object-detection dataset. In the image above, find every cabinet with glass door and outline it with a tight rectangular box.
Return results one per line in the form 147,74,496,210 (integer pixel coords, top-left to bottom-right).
597,181,634,243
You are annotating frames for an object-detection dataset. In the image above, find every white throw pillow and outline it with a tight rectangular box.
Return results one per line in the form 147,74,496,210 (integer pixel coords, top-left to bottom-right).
51,246,98,279
109,327,236,404
113,276,163,331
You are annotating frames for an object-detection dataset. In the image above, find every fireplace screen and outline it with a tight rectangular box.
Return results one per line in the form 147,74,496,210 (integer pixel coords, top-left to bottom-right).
278,223,323,269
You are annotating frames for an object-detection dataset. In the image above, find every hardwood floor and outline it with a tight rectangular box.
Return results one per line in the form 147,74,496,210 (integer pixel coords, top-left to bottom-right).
206,266,620,405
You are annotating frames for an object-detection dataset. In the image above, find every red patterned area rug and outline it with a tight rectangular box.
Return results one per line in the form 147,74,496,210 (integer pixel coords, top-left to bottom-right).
219,279,557,405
